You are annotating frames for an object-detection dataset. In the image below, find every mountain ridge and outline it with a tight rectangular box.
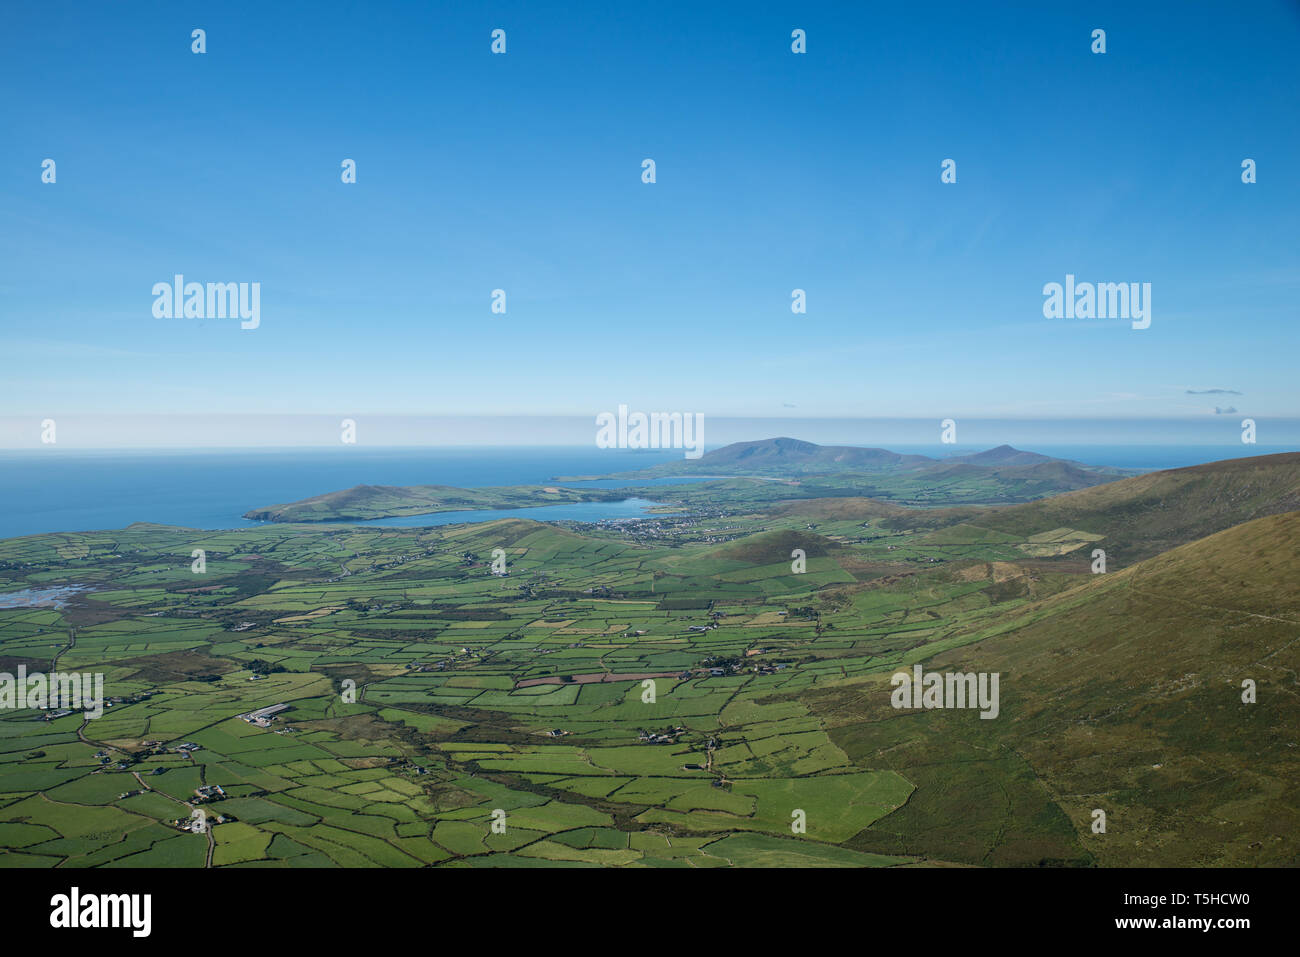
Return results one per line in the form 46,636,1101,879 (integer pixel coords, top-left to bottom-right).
587,437,1110,479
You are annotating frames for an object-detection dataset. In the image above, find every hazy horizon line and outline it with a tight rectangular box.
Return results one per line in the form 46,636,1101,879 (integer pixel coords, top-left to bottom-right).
3,413,1297,451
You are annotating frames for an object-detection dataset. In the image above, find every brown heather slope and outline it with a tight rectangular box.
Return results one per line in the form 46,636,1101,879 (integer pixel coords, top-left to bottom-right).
813,509,1300,866
777,452,1300,564
966,451,1300,565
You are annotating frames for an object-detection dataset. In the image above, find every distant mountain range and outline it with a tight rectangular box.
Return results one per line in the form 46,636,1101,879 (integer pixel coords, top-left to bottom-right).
780,450,1300,567
588,437,1115,478
952,448,1300,563
248,439,1137,522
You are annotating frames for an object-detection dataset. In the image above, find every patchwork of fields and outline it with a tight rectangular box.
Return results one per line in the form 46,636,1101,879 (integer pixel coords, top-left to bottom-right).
2,455,1296,867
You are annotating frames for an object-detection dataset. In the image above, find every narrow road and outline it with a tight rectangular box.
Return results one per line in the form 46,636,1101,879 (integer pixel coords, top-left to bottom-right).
50,624,75,671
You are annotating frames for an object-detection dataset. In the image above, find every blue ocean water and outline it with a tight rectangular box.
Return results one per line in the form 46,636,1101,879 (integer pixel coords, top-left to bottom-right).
0,444,1290,540
0,447,684,539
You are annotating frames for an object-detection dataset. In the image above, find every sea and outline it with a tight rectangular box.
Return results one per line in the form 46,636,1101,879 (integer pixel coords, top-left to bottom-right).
0,444,1291,540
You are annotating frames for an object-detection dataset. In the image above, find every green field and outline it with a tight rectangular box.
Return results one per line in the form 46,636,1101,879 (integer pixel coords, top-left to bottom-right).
0,451,1296,867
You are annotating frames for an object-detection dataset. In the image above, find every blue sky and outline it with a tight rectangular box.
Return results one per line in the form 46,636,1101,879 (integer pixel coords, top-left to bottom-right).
1,0,1297,443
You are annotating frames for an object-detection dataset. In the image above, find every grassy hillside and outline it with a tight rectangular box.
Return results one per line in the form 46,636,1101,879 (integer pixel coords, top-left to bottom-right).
808,510,1300,866
966,451,1300,564
700,529,841,565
